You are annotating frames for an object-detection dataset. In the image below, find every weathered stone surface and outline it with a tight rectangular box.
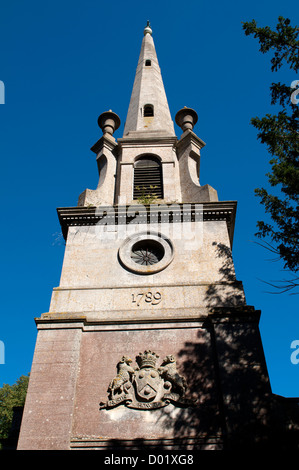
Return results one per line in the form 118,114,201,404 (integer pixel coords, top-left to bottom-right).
72,323,221,445
17,327,82,450
53,221,238,287
47,217,244,322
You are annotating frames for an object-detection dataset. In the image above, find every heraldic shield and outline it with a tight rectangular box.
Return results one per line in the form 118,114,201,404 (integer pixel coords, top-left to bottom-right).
99,350,196,410
134,367,160,401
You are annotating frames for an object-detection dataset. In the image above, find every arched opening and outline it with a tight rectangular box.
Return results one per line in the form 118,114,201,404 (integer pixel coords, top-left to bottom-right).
133,155,163,200
143,104,154,117
145,59,152,66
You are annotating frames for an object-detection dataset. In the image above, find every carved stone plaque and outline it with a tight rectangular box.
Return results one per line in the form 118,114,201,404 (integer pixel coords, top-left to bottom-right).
99,350,196,410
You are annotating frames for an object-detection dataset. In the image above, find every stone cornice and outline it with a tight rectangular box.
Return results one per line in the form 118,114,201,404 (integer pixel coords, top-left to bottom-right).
90,133,118,155
118,132,177,148
57,200,237,246
176,129,206,153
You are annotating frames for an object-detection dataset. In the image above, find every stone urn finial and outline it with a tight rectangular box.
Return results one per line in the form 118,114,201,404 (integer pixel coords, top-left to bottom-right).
175,107,198,132
98,110,121,136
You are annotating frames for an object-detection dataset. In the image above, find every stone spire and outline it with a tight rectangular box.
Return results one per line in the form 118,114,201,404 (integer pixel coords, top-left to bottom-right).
123,22,175,136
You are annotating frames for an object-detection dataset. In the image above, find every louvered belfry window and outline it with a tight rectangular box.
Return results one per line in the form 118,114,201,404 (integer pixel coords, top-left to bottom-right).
133,156,163,200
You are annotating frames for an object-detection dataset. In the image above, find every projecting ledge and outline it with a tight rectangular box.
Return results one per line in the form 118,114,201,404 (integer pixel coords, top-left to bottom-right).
36,305,260,330
57,201,237,246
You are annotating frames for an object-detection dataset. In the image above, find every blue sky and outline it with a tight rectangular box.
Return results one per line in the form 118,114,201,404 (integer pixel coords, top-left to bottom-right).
0,0,298,397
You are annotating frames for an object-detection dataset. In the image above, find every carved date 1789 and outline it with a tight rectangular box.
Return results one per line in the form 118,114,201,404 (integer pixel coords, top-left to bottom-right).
132,291,162,306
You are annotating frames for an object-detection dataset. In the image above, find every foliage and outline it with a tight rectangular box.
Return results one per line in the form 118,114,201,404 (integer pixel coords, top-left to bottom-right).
242,17,299,289
136,185,159,205
0,375,29,445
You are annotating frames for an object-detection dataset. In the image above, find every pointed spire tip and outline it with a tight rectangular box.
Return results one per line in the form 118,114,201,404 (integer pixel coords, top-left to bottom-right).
144,21,152,36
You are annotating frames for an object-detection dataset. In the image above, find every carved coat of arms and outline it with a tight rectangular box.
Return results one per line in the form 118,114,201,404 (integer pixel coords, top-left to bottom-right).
99,350,196,410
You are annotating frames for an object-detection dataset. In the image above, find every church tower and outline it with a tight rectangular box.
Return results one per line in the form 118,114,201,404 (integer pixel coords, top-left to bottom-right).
18,23,280,450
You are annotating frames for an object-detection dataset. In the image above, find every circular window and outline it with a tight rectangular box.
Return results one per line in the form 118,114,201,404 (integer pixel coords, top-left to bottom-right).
118,232,174,274
131,240,164,266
